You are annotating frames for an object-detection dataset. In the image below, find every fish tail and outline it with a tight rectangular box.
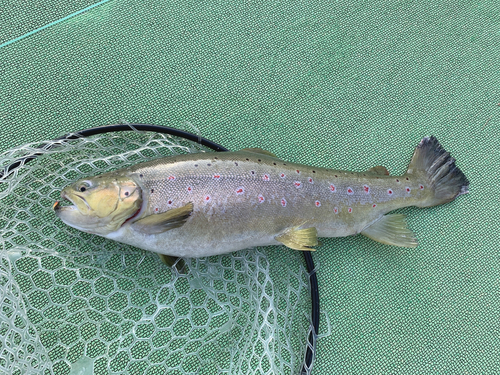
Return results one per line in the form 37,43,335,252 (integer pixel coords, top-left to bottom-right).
406,136,469,207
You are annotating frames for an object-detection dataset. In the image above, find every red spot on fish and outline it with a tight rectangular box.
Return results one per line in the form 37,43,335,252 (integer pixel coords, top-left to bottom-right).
372,204,377,208
405,187,411,193
168,175,175,181
419,185,424,190
263,174,270,181
187,186,192,193
315,200,321,207
387,189,393,195
280,173,286,178
296,170,300,174
347,187,354,195
348,207,352,213
308,177,314,184
330,184,336,192
334,207,338,214
281,198,287,207
205,195,211,202
236,187,244,195
363,185,370,194
155,207,159,212
213,174,221,180
294,181,302,188
167,200,173,206
258,194,265,203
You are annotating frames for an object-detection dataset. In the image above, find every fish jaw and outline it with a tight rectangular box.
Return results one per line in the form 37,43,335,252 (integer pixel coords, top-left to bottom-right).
54,191,100,233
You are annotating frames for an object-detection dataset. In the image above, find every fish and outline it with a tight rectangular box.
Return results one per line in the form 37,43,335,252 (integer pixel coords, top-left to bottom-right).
54,136,468,263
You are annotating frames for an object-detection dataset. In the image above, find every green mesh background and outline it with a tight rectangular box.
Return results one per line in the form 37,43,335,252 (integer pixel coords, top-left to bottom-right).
1,0,499,373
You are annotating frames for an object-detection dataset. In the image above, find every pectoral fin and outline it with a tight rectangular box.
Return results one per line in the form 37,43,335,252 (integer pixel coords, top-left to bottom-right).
361,214,418,248
366,166,390,175
241,148,278,158
276,227,319,251
132,202,194,234
158,254,186,274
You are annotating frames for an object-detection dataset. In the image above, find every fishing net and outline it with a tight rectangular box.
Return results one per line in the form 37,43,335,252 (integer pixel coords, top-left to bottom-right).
0,128,315,374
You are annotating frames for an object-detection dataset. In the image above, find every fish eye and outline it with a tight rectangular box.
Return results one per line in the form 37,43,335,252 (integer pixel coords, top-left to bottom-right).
78,181,92,193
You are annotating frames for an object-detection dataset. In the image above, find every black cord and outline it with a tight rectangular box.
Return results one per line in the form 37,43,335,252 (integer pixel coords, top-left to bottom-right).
0,123,320,372
302,251,319,374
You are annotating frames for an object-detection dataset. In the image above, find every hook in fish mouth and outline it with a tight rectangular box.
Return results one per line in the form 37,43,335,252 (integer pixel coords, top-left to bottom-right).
53,192,89,211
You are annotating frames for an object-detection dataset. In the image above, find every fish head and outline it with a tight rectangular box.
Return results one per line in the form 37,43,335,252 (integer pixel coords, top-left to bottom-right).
54,174,142,235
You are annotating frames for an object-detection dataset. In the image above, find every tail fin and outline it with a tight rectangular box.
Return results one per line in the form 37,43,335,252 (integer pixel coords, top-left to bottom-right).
407,136,469,207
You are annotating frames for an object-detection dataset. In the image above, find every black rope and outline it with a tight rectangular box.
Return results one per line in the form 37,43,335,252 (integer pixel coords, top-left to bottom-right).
0,123,320,372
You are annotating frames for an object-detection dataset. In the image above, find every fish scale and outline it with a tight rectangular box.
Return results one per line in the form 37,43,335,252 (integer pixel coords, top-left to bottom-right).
55,137,469,258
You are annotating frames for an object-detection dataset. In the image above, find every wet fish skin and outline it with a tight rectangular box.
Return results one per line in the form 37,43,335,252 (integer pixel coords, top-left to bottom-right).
55,137,469,258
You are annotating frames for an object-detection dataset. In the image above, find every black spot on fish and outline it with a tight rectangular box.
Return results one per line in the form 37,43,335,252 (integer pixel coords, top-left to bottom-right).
273,162,277,165
246,158,249,161
214,157,218,159
151,189,154,194
251,171,255,174
258,159,261,162
313,170,316,173
140,174,143,178
194,164,198,167
396,179,400,182
124,192,129,196
235,162,238,166
207,163,211,166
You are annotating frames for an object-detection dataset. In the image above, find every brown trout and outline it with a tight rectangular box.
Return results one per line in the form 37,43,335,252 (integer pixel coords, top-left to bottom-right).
54,137,468,261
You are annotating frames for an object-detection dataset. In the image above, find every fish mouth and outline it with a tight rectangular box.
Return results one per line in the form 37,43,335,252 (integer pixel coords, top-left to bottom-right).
53,192,89,212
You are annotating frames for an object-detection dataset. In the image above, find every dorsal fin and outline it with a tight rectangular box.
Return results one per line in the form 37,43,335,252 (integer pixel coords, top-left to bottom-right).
366,166,389,175
131,202,193,234
240,148,278,158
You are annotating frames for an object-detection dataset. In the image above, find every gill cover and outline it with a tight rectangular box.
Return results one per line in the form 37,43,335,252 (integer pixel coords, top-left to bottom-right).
55,174,142,235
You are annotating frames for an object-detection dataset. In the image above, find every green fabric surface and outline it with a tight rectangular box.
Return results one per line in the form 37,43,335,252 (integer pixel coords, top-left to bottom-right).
1,0,499,373
0,0,105,45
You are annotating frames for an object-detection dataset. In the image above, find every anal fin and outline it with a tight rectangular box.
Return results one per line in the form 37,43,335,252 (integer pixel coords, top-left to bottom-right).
361,214,418,248
132,202,193,234
276,227,319,251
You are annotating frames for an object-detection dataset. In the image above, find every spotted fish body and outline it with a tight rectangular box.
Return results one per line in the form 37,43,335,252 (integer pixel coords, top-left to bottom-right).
92,137,468,258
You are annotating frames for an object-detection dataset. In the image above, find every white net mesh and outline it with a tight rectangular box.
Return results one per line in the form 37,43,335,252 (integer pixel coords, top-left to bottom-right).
0,129,314,374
